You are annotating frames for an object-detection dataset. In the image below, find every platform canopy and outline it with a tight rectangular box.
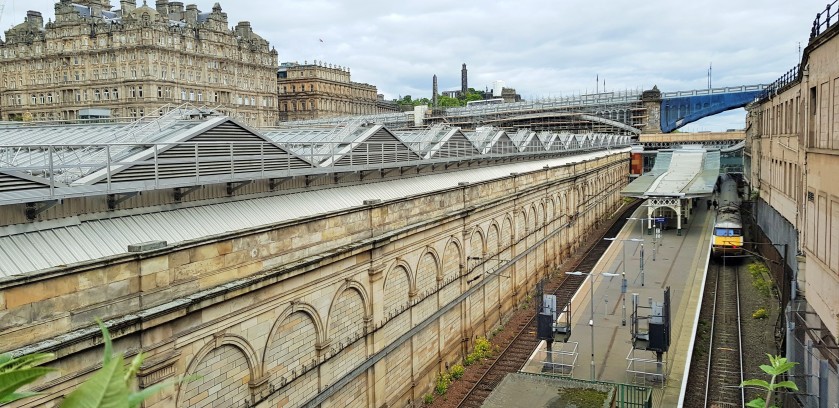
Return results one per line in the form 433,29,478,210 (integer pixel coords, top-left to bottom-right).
621,146,720,198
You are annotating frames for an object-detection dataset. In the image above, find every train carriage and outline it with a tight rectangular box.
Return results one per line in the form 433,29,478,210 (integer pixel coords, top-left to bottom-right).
711,174,744,257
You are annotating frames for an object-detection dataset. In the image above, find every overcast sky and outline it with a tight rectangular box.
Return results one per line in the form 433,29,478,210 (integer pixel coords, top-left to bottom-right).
1,1,823,131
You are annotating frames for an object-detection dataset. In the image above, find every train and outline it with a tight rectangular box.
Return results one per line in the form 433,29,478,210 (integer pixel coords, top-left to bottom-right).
711,173,744,257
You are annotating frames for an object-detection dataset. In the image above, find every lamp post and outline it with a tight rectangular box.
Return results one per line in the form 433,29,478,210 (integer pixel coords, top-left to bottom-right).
604,237,644,325
566,270,620,380
627,216,658,261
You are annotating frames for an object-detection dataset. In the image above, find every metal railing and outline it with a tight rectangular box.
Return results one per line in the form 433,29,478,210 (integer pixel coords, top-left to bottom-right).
758,65,800,102
0,136,631,204
660,84,767,98
811,0,839,40
444,90,644,117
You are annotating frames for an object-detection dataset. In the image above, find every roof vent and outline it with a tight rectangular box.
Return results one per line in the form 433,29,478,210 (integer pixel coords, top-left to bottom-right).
128,240,167,252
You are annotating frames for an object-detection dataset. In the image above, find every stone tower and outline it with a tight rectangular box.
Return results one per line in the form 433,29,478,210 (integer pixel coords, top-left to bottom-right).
461,63,468,96
432,74,439,107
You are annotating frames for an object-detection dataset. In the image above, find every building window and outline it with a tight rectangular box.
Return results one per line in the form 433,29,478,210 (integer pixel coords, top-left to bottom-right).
31,94,36,105
138,86,143,98
197,91,203,102
113,88,119,99
103,89,109,100
94,90,100,101
158,86,163,98
47,93,53,103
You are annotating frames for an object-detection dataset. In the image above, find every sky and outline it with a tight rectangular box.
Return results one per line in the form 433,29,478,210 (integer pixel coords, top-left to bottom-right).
0,0,824,131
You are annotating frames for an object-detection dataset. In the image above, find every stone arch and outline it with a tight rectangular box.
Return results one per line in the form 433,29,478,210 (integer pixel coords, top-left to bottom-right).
501,215,513,252
469,227,485,259
538,202,546,227
516,209,527,239
441,237,462,282
527,205,537,232
547,196,555,221
414,249,440,296
383,261,413,312
486,221,501,256
177,334,259,408
325,281,371,342
263,304,325,386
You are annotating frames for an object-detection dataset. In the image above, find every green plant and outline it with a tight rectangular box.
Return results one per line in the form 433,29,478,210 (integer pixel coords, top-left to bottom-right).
0,321,188,408
0,352,55,404
753,308,769,319
741,354,798,408
434,372,451,395
423,393,433,405
450,364,465,380
60,320,188,408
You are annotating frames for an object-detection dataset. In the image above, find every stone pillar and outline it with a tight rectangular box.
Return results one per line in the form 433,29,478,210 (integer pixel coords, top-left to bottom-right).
432,74,438,108
641,86,662,134
461,63,468,96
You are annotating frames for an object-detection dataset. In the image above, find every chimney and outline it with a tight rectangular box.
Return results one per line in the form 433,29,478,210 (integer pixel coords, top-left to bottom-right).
169,1,184,14
461,63,468,96
184,4,198,25
432,74,439,107
26,11,44,27
235,21,252,38
155,0,168,15
119,0,136,15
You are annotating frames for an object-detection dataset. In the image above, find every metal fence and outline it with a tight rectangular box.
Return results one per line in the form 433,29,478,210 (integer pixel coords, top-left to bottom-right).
810,0,839,40
785,300,839,407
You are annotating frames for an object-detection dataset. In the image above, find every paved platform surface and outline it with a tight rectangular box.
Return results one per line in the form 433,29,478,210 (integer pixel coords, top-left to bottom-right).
520,201,714,407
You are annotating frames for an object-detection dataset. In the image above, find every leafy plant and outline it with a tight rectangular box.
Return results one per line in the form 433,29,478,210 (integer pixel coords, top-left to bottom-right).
752,308,768,319
423,393,433,405
0,352,55,404
434,372,451,395
60,320,186,408
740,354,798,408
449,364,465,380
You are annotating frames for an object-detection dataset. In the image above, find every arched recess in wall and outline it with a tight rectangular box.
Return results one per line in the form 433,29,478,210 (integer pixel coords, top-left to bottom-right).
325,281,371,344
486,222,501,257
527,205,537,234
383,262,413,318
262,303,325,391
538,202,546,228
547,197,555,222
516,209,527,241
324,283,370,382
414,249,440,298
469,227,485,262
177,334,259,408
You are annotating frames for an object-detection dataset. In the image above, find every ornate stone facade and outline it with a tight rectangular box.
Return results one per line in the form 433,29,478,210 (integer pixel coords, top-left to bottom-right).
278,61,377,121
0,0,279,126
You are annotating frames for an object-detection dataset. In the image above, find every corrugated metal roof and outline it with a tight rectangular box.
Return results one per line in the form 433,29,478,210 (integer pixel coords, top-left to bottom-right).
0,148,628,278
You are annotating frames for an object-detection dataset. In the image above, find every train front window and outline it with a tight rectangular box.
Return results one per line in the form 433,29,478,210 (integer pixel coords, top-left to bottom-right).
714,228,741,237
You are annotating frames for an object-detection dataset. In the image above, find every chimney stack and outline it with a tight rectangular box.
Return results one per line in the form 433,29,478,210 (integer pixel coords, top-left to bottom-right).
26,11,44,28
119,0,136,14
155,0,169,15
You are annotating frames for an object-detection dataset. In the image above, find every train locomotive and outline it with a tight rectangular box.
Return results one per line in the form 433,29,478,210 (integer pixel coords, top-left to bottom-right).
711,174,744,257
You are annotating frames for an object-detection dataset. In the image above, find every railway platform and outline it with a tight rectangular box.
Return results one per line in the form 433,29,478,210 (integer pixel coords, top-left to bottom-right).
517,201,714,407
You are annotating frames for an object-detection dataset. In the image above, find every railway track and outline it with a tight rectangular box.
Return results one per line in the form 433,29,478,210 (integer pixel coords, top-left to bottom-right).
703,261,744,408
455,201,641,407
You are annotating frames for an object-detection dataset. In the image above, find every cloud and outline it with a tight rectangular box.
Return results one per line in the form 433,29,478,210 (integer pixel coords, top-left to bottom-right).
2,0,824,130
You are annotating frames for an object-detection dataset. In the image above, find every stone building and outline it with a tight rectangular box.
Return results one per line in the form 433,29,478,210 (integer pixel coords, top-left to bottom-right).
0,0,279,126
745,7,839,405
277,61,377,121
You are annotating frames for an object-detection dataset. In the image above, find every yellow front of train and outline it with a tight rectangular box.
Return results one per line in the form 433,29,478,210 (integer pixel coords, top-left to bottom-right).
712,233,744,256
